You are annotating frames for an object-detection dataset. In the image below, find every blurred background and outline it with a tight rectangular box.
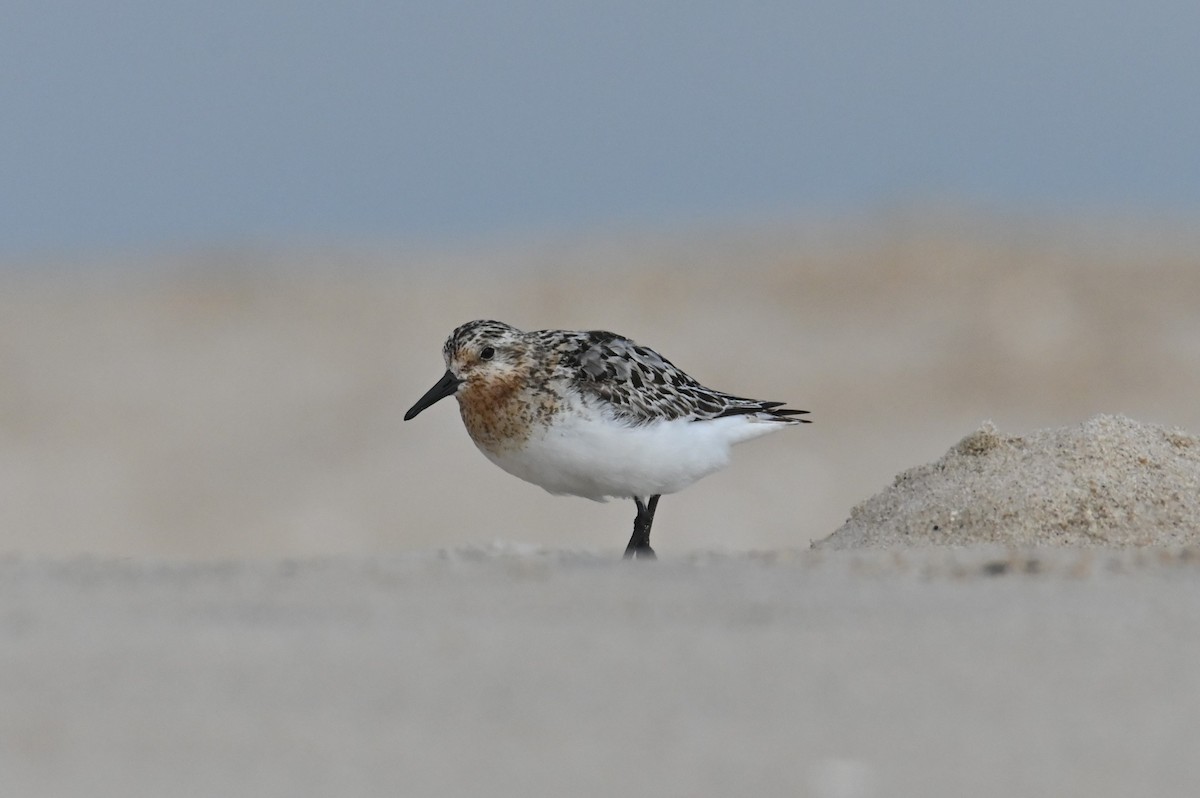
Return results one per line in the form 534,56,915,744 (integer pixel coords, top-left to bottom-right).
2,1,1198,556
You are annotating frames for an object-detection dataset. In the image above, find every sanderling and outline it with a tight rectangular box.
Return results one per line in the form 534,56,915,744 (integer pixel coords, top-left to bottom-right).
405,320,810,558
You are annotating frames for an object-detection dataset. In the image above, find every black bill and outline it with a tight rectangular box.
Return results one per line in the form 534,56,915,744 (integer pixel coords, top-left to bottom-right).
404,370,463,420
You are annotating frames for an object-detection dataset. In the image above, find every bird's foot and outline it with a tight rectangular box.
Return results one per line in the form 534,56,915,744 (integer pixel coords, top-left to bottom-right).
623,544,657,561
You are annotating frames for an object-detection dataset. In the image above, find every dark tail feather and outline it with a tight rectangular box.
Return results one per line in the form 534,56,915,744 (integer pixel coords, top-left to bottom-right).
714,403,812,422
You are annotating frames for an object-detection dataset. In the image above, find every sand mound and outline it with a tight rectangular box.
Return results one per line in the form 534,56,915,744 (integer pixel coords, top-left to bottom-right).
815,415,1200,549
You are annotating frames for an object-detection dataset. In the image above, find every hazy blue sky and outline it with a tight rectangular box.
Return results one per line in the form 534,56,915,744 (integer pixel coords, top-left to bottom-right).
3,1,1197,256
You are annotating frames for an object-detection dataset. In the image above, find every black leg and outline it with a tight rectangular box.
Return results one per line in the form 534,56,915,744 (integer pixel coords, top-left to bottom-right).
623,495,660,560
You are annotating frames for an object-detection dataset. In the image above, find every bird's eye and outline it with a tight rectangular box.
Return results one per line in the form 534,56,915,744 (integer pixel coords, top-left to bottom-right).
480,346,495,360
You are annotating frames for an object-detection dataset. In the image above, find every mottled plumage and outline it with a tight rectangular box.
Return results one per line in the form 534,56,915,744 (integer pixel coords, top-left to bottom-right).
406,319,810,558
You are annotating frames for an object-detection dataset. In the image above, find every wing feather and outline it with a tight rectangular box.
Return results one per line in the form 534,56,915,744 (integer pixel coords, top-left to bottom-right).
547,330,810,425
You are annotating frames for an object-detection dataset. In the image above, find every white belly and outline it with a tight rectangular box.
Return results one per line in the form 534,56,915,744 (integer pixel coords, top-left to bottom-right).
474,412,782,501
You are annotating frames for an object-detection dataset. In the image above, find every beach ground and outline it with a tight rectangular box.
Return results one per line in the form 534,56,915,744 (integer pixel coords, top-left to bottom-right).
3,547,1200,798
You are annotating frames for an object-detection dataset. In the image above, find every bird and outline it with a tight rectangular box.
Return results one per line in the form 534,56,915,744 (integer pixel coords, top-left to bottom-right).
404,320,810,558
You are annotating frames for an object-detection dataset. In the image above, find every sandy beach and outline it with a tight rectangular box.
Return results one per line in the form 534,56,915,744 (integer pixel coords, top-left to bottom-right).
4,547,1200,797
3,215,1200,795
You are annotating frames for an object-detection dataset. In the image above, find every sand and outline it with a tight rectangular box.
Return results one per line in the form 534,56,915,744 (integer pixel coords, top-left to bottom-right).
818,414,1200,549
4,216,1200,796
3,548,1200,798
